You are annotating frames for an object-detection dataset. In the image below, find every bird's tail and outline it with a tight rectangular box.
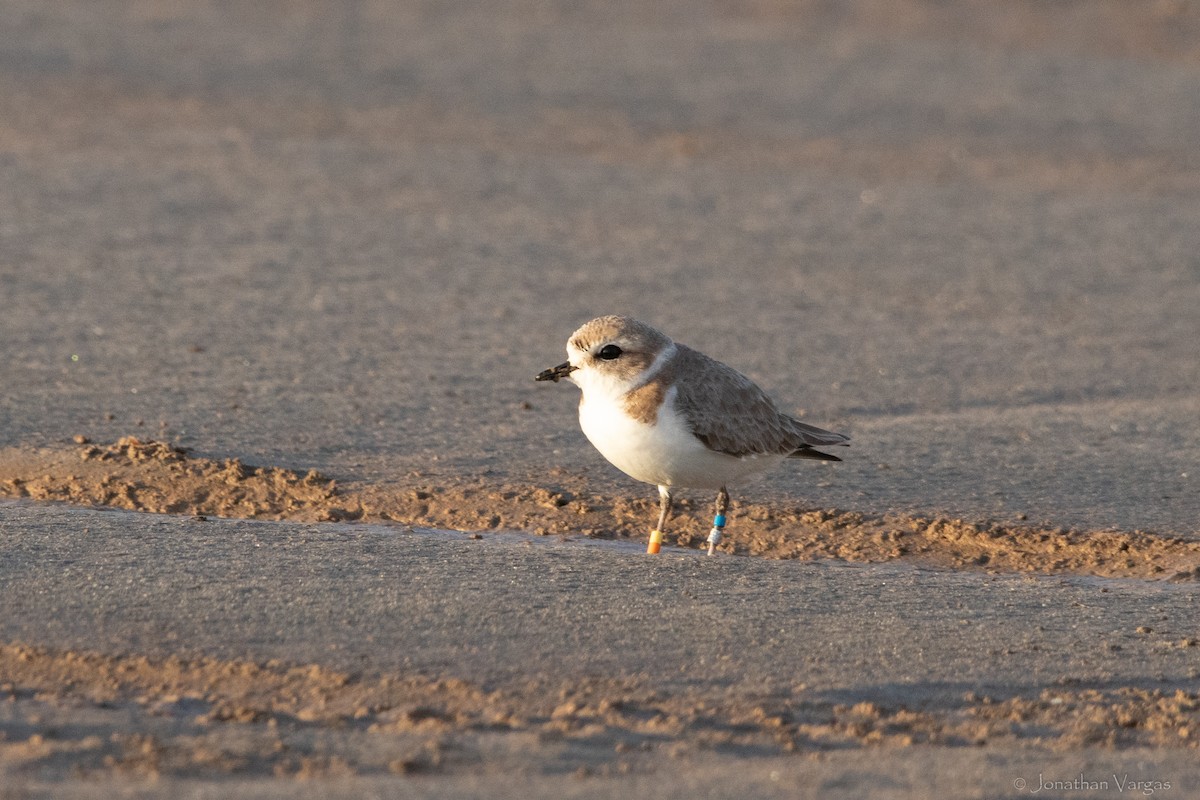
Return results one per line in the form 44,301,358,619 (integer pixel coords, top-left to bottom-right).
785,418,850,460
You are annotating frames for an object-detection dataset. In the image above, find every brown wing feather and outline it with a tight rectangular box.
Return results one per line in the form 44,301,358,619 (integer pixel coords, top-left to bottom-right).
670,345,850,458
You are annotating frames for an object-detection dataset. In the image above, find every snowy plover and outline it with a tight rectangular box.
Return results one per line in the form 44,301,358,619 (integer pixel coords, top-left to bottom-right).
535,315,849,555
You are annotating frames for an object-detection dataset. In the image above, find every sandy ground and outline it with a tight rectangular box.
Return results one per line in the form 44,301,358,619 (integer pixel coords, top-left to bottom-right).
2,0,1200,797
2,503,1199,798
3,436,1200,580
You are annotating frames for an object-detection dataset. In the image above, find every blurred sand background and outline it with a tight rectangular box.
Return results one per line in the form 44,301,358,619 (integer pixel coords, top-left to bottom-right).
1,1,1199,797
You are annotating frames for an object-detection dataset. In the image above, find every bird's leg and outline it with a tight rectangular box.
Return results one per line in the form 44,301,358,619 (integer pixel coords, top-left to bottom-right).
707,486,729,556
648,485,672,554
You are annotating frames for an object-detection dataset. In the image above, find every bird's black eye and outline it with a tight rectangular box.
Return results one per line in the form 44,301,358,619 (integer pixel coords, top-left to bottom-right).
598,344,623,360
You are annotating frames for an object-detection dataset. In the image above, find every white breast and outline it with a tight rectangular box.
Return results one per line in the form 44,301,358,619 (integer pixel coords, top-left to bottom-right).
577,386,783,490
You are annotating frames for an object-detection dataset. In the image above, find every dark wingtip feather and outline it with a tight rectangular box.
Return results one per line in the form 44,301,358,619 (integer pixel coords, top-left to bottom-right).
789,447,843,462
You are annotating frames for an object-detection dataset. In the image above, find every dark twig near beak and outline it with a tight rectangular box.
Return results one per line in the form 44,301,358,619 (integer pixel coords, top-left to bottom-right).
535,362,577,382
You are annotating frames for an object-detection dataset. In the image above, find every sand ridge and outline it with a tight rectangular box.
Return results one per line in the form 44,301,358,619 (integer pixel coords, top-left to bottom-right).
2,642,1197,781
1,437,1198,581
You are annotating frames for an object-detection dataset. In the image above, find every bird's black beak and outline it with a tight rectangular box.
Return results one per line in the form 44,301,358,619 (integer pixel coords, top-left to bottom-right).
535,361,576,383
